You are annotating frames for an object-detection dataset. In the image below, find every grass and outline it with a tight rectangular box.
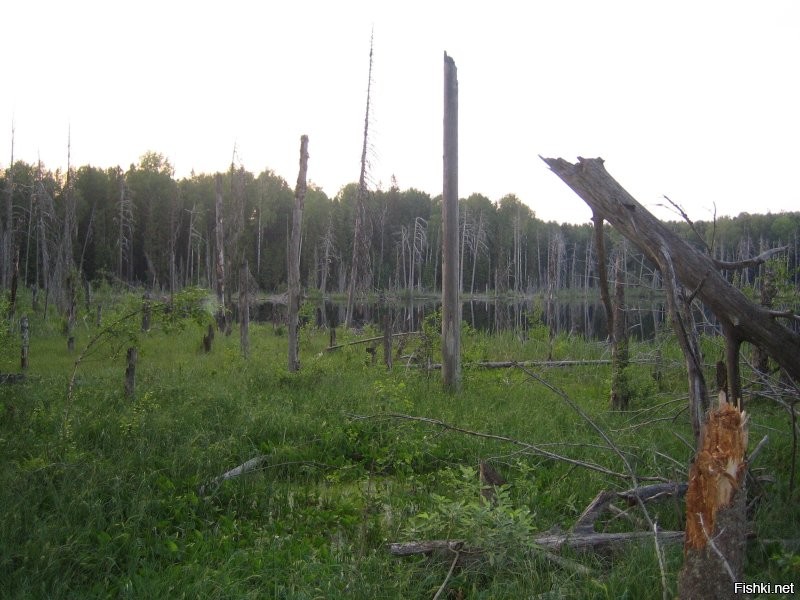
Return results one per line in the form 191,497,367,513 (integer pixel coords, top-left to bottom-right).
0,293,798,598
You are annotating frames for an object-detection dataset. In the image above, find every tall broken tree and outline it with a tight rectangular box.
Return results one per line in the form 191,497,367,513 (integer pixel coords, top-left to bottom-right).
344,32,375,328
442,52,461,392
214,174,227,332
2,121,14,290
288,135,309,373
543,155,798,592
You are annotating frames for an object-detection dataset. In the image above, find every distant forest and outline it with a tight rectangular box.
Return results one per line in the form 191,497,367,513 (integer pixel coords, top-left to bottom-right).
1,151,798,300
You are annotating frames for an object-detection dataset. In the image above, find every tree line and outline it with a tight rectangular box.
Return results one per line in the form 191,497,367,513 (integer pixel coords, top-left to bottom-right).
2,151,799,308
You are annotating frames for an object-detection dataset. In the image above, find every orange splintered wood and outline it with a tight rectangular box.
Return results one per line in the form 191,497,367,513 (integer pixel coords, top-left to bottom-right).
684,396,748,551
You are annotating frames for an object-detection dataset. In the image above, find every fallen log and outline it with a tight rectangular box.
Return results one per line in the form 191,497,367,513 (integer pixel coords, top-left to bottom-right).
389,530,684,558
390,481,686,561
419,359,657,370
326,331,419,351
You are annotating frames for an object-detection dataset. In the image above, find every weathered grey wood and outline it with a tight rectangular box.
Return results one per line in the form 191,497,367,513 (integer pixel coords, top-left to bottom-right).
389,530,684,557
344,34,374,328
326,331,419,351
20,314,29,370
383,312,392,370
542,157,800,389
610,250,629,409
288,135,309,372
214,174,227,333
124,346,137,398
239,259,250,358
442,52,461,392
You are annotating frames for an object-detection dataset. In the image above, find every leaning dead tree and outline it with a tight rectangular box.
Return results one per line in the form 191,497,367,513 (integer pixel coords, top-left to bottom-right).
543,157,800,413
344,32,375,328
214,174,227,332
543,156,797,593
287,135,309,373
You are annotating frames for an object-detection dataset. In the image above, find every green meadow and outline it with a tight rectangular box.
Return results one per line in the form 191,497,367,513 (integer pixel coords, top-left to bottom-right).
1,291,797,598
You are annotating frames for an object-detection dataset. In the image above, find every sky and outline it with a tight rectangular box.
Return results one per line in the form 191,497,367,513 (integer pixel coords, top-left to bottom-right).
2,0,799,224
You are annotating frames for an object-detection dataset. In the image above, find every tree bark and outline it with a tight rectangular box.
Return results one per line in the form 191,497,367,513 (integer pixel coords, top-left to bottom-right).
288,135,309,372
610,250,630,409
344,33,375,328
383,311,393,370
20,314,29,370
239,259,250,359
125,347,137,399
214,174,227,333
678,398,748,598
442,52,461,392
542,157,800,388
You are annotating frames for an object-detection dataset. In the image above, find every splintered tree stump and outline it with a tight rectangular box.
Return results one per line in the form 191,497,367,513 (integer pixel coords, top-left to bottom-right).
679,398,748,598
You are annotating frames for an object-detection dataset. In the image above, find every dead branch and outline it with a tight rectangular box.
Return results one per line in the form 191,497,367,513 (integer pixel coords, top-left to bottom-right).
326,331,419,351
420,358,657,370
662,195,710,253
432,546,461,600
350,412,667,482
713,245,789,271
542,156,800,386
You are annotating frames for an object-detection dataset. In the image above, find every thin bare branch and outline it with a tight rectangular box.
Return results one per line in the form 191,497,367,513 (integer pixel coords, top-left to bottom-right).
713,245,789,271
349,412,667,482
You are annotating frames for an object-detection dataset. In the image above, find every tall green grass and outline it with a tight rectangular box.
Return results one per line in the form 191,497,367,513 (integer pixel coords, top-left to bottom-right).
0,299,797,598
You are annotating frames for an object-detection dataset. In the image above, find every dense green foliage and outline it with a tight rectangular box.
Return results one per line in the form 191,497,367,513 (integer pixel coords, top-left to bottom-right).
1,291,797,598
2,155,799,297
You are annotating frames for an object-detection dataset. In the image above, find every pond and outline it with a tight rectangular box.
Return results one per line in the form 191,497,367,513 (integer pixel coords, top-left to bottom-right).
247,296,675,342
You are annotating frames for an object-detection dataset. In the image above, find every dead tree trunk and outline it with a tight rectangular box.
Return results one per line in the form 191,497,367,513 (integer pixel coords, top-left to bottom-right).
542,157,800,401
288,135,309,372
442,52,461,392
610,250,629,409
214,174,227,333
125,347,137,399
593,217,631,409
239,259,250,359
2,123,15,289
344,33,375,328
20,314,29,370
678,392,748,598
66,271,77,352
383,311,393,370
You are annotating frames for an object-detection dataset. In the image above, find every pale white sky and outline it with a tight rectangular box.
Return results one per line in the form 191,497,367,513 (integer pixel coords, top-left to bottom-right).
2,0,799,224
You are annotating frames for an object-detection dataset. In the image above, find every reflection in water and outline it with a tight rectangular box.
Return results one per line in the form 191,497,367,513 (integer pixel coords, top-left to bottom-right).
250,297,671,342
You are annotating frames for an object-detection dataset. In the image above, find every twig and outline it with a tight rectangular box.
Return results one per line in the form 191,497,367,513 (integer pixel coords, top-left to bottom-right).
662,195,709,253
432,546,461,600
713,245,789,271
747,435,769,465
326,331,419,351
515,364,669,600
697,513,736,584
349,412,666,482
